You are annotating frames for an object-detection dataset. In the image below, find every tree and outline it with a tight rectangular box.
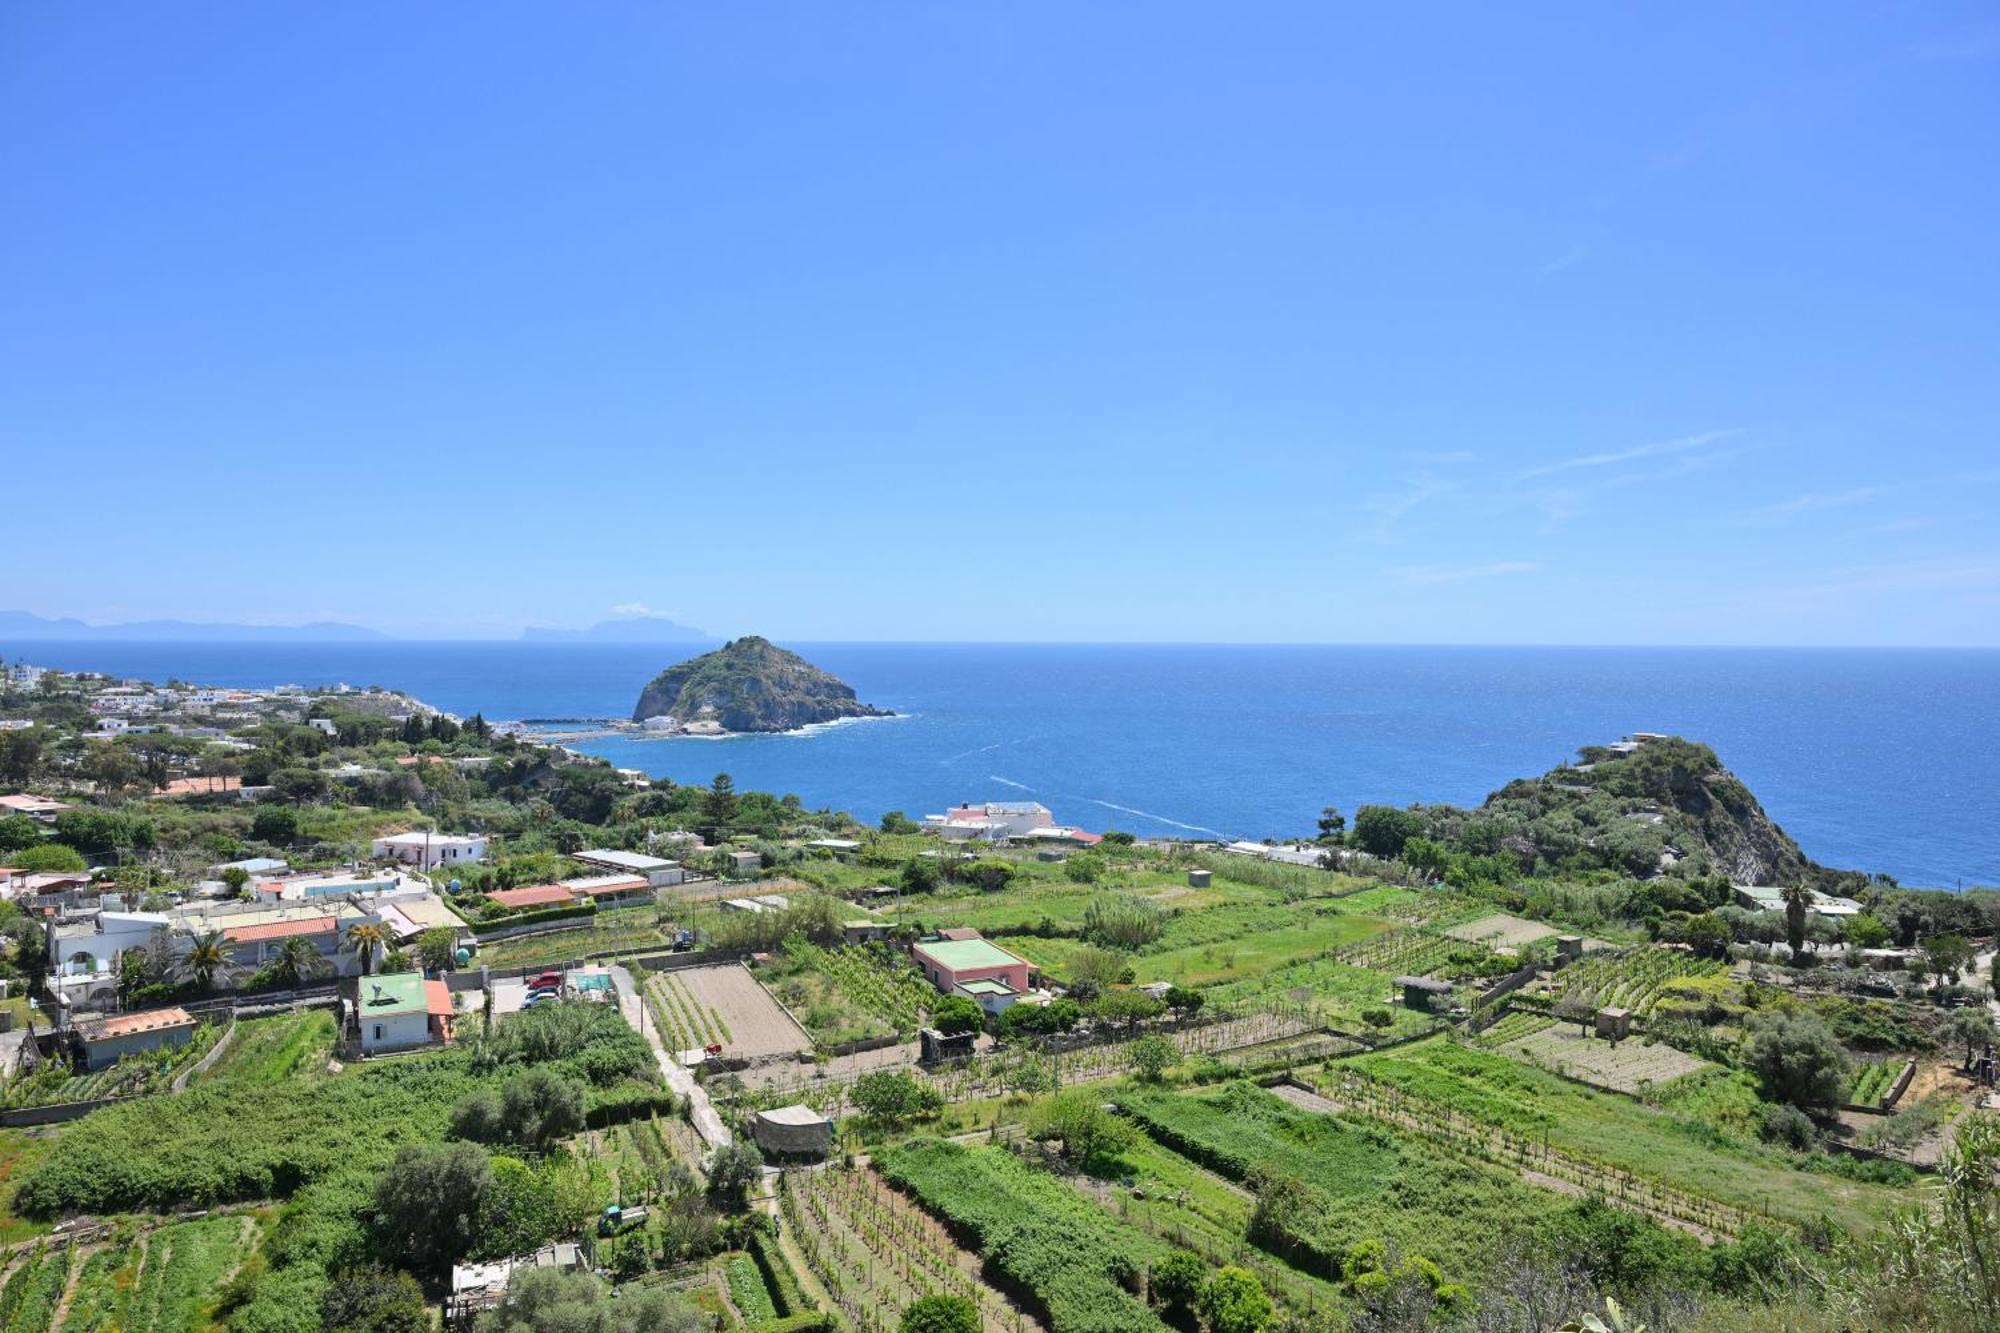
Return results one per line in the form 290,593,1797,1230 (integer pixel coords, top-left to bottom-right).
478,1265,702,1333
1006,1053,1053,1095
251,805,300,845
1149,1251,1207,1324
1947,1009,1999,1071
10,843,85,873
900,857,941,895
372,1142,495,1279
703,773,738,827
1065,945,1131,1001
931,995,985,1036
1847,913,1891,950
1130,1034,1178,1082
345,923,388,976
1361,1007,1393,1031
1062,853,1106,885
0,814,41,855
853,1070,943,1124
901,1295,979,1333
268,935,330,987
1781,882,1811,960
1316,806,1346,843
415,926,459,973
1352,806,1425,859
1199,1267,1274,1333
500,1068,585,1151
177,929,232,993
1927,934,1973,991
1090,989,1166,1029
1163,986,1204,1016
1401,837,1451,879
321,1264,428,1333
704,1139,764,1205
1682,912,1734,960
1027,1090,1136,1167
218,866,251,899
963,859,1016,893
1744,1010,1850,1114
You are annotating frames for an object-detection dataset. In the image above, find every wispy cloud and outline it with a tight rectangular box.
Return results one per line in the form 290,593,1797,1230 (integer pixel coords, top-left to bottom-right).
1782,557,2000,599
1357,476,1457,539
1535,245,1589,280
1396,560,1537,585
1741,486,1886,518
1516,429,1740,482
1855,516,1936,537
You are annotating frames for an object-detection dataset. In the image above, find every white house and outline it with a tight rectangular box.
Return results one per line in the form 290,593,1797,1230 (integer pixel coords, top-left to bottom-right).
355,972,454,1053
371,832,488,869
922,801,1054,843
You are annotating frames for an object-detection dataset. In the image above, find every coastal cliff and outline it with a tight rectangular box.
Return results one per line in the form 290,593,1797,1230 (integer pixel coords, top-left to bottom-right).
630,637,891,734
1380,735,1846,888
1473,736,1826,885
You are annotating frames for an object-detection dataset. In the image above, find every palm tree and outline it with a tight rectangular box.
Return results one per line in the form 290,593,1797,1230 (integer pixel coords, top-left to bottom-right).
270,936,329,988
177,930,232,993
345,923,388,976
1781,881,1812,960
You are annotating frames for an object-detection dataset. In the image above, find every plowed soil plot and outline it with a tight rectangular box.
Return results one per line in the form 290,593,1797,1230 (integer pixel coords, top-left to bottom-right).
653,964,812,1061
1501,1024,1709,1094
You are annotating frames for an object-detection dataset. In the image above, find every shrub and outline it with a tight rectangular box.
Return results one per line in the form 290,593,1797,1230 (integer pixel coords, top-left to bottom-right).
1744,1011,1850,1114
901,1295,979,1333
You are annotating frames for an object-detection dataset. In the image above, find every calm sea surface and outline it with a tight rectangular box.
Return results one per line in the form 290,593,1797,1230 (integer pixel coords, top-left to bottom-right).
7,642,1996,888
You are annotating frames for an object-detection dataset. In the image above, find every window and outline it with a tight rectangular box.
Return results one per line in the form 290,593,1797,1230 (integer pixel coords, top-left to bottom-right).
372,1024,383,1041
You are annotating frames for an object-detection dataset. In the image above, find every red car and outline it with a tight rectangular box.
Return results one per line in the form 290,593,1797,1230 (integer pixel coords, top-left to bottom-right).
526,971,563,991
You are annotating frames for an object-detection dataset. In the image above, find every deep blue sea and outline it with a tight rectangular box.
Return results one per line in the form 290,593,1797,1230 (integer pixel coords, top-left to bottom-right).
6,642,1997,888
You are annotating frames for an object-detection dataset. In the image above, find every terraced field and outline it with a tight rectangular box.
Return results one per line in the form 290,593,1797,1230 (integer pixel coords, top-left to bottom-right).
783,1165,1041,1333
1496,1024,1712,1094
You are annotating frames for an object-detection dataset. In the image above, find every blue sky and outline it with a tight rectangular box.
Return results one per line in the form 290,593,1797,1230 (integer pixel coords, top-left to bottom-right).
3,3,1997,644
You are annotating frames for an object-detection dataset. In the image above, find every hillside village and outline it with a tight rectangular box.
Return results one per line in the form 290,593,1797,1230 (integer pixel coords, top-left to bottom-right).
0,661,1996,1331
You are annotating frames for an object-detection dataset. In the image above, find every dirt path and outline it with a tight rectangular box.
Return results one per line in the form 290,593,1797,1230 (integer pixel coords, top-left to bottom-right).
613,965,730,1150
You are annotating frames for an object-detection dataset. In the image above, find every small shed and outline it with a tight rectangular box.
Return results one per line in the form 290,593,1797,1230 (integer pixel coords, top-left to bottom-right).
752,1104,834,1158
1555,935,1584,963
75,1006,196,1070
1394,975,1454,1012
1594,1007,1632,1041
842,920,890,945
1186,869,1212,888
919,1026,977,1065
726,850,762,876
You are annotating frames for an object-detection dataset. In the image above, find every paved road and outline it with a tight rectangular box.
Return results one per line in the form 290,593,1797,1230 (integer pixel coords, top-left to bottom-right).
611,964,731,1149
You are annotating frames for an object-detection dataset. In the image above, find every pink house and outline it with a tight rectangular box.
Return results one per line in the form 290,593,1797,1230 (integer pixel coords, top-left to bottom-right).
910,934,1031,996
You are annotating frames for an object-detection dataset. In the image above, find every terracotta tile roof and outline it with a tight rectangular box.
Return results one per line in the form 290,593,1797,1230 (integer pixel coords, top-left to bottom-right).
223,915,336,944
81,1006,195,1040
425,979,454,1017
485,884,576,910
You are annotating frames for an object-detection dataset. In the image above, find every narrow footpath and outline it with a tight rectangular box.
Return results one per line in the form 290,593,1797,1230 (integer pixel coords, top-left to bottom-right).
611,964,732,1149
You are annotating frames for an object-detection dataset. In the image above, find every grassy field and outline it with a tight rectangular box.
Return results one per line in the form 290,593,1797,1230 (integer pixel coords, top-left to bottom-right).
475,906,672,967
1339,1037,1916,1231
189,1010,335,1088
1119,1081,1568,1284
761,940,936,1047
